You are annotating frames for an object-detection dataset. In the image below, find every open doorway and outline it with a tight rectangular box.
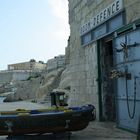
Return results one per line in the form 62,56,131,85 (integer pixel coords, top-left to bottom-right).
101,37,116,121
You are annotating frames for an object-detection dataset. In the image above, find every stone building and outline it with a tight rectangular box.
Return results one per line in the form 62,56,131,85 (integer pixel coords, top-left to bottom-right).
68,0,140,132
47,55,65,71
8,60,46,72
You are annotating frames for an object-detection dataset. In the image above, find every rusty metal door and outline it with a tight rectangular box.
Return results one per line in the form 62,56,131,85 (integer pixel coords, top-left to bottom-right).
114,29,140,132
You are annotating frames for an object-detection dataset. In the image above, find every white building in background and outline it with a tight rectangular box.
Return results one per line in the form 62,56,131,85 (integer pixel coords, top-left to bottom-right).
8,60,46,72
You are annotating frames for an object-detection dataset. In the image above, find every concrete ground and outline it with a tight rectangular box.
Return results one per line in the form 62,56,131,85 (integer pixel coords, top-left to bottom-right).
0,102,137,140
71,121,136,140
0,121,136,140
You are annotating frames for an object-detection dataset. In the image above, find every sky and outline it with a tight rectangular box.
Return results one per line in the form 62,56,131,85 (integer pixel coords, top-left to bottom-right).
0,0,70,70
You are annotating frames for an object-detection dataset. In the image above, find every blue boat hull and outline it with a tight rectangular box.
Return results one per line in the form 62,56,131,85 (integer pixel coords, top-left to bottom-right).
0,105,95,135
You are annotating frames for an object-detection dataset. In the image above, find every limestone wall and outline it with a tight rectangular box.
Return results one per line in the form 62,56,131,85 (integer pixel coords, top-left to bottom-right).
47,55,65,71
0,71,30,83
8,62,46,71
68,1,100,111
0,71,13,83
124,0,140,23
68,0,140,120
65,42,99,118
69,0,140,27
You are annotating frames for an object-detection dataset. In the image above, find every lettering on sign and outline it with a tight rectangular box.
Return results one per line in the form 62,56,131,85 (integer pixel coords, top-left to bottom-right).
80,0,123,35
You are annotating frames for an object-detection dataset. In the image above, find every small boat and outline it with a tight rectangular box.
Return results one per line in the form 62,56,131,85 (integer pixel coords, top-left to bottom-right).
0,104,95,136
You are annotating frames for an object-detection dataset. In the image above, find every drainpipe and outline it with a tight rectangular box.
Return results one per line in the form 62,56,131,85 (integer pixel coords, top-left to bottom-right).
97,40,103,121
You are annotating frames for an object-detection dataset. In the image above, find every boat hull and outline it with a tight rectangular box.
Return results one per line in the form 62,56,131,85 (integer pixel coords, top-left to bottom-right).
0,105,95,135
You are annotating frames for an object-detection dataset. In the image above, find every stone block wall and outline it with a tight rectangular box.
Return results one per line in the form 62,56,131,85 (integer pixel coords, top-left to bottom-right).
0,71,13,83
47,55,65,71
67,41,99,118
68,0,140,120
8,62,46,71
124,0,140,23
0,71,30,83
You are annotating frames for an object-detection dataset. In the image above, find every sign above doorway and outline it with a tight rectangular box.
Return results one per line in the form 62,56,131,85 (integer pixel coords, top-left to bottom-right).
80,0,123,35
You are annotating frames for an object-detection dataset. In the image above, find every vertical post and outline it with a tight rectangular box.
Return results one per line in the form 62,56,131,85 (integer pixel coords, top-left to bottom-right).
137,117,140,140
97,40,103,121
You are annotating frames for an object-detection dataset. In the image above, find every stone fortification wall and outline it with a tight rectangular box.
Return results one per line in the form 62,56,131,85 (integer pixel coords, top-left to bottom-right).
68,0,140,119
124,0,140,23
47,55,65,71
4,68,65,102
0,71,13,83
68,1,100,113
1,55,66,102
65,42,98,118
0,71,30,83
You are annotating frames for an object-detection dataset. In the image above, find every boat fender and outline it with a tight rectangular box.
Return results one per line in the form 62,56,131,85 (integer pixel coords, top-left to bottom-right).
18,113,30,116
64,109,73,113
65,120,70,129
4,120,13,133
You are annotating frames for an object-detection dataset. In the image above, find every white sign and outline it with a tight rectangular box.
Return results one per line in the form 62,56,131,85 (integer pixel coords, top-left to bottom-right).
80,0,123,35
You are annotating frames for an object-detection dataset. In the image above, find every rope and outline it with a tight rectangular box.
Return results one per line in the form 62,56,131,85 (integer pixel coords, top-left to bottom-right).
125,72,137,119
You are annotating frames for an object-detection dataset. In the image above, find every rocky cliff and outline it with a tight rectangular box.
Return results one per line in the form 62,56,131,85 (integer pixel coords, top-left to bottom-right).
4,68,66,103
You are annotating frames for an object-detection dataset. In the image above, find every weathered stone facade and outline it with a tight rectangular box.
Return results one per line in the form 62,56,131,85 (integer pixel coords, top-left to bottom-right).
8,61,46,71
0,70,30,83
47,55,65,71
68,0,140,121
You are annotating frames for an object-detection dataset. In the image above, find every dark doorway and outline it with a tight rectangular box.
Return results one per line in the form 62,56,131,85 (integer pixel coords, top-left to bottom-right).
101,38,116,121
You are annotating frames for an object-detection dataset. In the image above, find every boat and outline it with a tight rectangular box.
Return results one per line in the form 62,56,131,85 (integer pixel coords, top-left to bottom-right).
0,104,95,136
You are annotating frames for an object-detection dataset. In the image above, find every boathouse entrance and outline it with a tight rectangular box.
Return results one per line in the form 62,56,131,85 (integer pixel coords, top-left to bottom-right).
98,36,116,121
